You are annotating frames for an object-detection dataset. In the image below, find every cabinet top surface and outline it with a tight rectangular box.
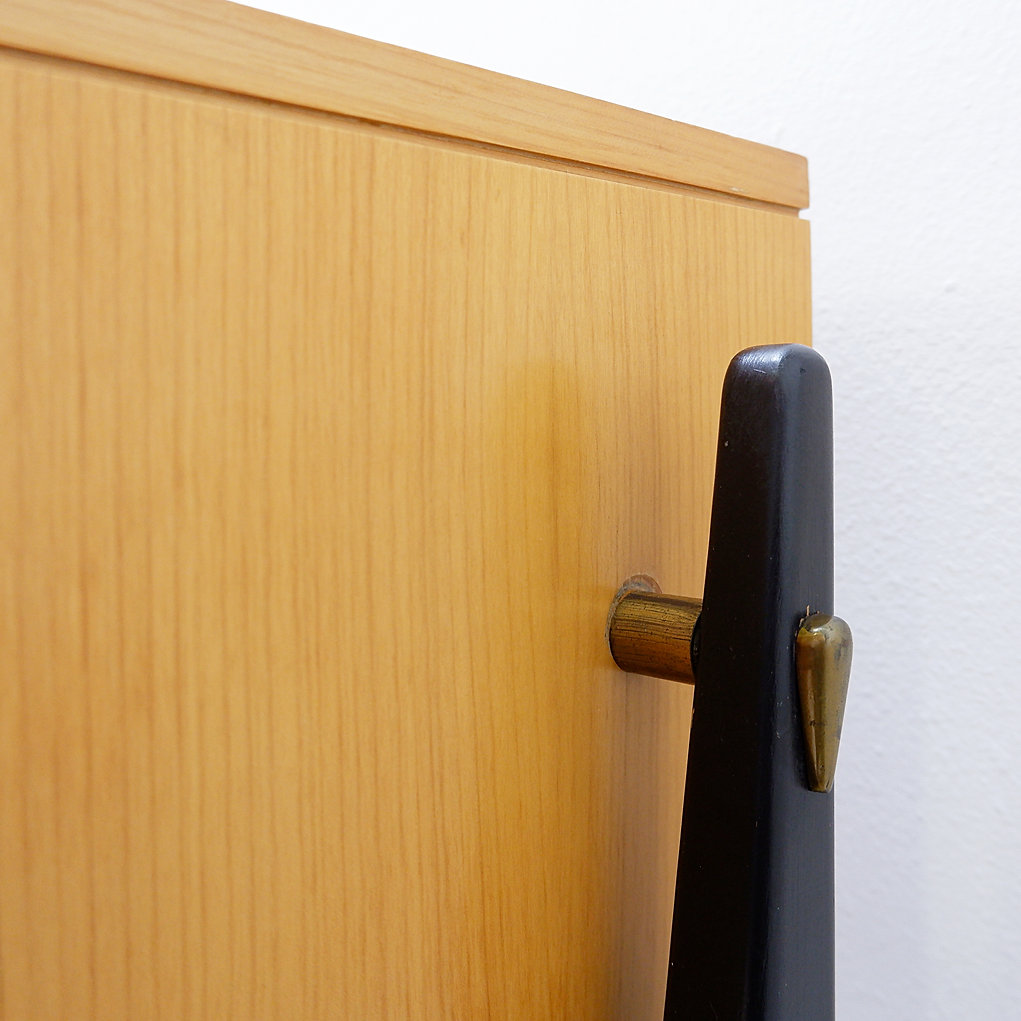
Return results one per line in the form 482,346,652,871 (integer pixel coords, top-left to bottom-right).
0,0,808,209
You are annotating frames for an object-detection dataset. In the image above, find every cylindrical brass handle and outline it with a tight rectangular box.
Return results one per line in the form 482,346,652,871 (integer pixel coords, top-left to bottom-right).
606,588,701,684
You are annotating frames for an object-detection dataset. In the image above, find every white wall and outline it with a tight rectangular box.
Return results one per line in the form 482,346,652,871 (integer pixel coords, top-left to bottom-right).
243,2,1021,1015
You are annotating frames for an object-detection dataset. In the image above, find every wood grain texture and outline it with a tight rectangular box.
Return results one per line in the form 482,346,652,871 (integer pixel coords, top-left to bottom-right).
0,48,811,1019
0,0,808,210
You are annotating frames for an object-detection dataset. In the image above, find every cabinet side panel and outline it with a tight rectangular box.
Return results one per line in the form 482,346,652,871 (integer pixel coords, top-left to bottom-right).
0,50,811,1019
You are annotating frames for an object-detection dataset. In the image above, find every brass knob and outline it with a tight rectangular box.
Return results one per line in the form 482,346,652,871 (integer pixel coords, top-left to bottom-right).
796,612,853,793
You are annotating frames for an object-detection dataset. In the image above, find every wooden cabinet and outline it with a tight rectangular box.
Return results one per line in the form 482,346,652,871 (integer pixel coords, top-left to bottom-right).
0,2,811,1016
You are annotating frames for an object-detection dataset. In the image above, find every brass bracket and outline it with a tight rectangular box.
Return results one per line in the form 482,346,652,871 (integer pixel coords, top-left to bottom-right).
606,585,852,792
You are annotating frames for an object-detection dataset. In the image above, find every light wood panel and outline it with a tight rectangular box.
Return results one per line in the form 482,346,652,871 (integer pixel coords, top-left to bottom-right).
0,0,808,210
0,48,810,1019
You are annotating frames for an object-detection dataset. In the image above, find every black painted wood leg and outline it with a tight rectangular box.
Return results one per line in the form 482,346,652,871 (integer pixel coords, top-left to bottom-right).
664,345,836,1020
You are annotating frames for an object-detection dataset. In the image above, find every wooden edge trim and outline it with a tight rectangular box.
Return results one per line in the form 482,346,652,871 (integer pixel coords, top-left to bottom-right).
0,0,809,210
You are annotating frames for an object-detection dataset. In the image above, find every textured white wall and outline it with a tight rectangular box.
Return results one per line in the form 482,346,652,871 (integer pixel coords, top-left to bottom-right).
243,2,1021,1015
